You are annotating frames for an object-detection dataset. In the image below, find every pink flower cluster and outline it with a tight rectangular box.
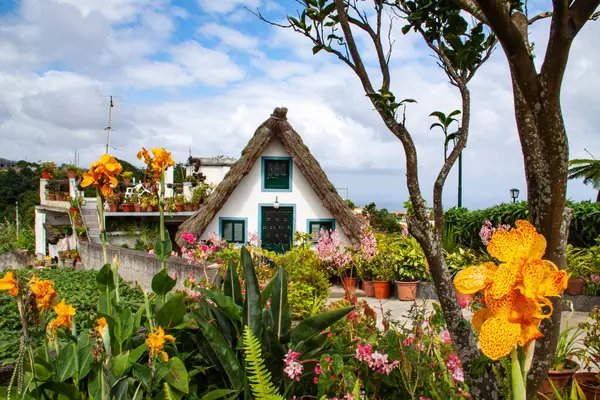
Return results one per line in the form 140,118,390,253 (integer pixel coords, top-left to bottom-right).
316,230,351,270
182,232,196,245
354,344,399,375
359,226,378,260
283,350,303,381
439,330,452,345
591,274,600,284
247,231,260,247
479,220,510,246
447,352,464,383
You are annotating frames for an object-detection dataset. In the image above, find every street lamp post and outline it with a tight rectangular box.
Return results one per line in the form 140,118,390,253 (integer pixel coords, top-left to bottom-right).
510,188,520,204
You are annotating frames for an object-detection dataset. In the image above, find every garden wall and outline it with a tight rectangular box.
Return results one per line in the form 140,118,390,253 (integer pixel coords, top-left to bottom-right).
0,251,34,270
77,242,220,291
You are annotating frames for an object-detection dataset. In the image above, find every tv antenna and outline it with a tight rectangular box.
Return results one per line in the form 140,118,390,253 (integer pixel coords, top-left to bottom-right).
101,95,123,154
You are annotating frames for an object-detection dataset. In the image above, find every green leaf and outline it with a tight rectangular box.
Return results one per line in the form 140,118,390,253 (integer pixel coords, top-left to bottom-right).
198,288,243,322
291,306,354,345
260,269,276,307
447,109,461,118
242,246,262,337
33,361,53,381
112,378,129,400
223,259,243,306
129,343,148,364
132,363,151,391
201,389,238,400
156,293,187,328
270,266,291,340
312,45,323,54
97,263,115,290
55,344,76,382
77,342,93,380
154,236,173,262
401,24,411,35
111,351,131,378
193,311,244,390
43,382,80,399
163,357,189,394
243,326,283,400
152,268,176,295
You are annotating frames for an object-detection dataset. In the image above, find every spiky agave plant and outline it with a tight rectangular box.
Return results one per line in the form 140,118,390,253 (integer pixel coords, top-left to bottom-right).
243,326,284,400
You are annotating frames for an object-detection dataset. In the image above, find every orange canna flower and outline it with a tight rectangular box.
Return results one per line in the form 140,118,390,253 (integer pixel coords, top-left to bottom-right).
151,148,175,172
29,276,57,312
81,154,123,197
145,326,175,362
95,317,108,337
137,147,151,165
46,298,76,338
454,220,568,360
0,272,18,297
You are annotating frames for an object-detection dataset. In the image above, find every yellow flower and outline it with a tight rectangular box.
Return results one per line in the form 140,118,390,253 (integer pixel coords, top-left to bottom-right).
454,220,568,360
29,276,57,312
46,298,76,338
151,148,175,172
95,317,108,337
145,326,175,362
0,272,18,297
81,154,123,197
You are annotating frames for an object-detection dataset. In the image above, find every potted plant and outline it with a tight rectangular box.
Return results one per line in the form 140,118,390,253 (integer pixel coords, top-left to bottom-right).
372,255,394,299
184,198,194,212
575,306,600,399
46,180,57,200
107,194,120,212
355,256,375,297
122,171,134,185
175,194,185,212
446,247,477,304
130,193,141,212
539,305,583,397
150,196,159,212
192,182,213,208
566,245,589,295
68,195,85,215
41,161,56,179
140,196,151,212
65,164,78,179
395,236,428,301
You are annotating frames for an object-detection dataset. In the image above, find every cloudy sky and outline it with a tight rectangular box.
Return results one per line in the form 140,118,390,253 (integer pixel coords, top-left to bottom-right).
0,0,598,211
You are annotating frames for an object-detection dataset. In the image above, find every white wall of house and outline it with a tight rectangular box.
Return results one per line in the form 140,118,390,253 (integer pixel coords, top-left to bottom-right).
201,165,231,186
199,139,351,245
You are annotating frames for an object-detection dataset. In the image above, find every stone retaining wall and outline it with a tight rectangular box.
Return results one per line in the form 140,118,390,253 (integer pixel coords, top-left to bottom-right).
78,242,220,291
0,251,35,270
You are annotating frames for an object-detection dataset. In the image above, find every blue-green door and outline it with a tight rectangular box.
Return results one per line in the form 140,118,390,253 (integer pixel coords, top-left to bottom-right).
261,206,293,253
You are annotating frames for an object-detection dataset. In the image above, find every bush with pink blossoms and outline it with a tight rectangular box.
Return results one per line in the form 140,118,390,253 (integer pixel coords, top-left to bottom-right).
478,220,510,246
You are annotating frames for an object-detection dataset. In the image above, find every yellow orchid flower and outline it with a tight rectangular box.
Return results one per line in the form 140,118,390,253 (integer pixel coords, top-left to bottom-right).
95,317,108,337
454,220,568,360
145,326,176,362
81,154,123,197
0,272,18,297
151,148,175,172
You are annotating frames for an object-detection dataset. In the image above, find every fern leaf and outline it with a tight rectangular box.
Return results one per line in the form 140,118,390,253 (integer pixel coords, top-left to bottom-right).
243,326,283,400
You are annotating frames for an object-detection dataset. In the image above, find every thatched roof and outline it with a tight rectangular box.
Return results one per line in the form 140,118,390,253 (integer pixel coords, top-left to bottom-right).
176,107,364,246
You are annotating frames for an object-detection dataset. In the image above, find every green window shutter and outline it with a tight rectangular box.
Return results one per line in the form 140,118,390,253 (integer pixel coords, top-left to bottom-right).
221,219,246,243
264,159,291,190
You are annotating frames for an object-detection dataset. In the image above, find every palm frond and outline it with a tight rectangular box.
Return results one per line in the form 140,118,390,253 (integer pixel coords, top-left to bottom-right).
243,326,283,400
568,159,600,183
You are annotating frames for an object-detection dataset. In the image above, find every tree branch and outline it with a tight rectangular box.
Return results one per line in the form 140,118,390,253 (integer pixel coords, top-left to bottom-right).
528,11,553,24
454,0,489,24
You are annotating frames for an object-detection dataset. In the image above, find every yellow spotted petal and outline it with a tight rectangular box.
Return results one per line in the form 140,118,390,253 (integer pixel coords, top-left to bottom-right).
541,261,568,298
486,289,518,318
472,308,492,332
488,263,521,299
518,321,544,347
520,259,545,300
479,316,521,360
487,230,520,263
454,262,497,294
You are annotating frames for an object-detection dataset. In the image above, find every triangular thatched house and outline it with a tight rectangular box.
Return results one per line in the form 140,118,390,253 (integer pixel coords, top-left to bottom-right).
176,107,363,252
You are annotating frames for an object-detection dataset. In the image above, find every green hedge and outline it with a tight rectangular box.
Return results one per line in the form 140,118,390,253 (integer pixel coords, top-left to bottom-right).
444,201,600,249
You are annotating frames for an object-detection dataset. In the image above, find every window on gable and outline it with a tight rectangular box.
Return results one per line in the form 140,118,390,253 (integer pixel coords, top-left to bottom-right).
308,220,335,241
221,219,246,243
263,158,291,190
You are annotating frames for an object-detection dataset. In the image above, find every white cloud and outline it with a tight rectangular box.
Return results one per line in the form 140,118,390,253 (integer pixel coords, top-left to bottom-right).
198,22,262,55
196,0,260,14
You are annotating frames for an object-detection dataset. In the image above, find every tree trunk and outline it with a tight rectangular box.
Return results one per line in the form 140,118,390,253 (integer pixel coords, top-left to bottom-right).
596,189,600,203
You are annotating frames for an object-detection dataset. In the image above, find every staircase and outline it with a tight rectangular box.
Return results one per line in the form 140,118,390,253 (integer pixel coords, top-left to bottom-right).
81,199,102,244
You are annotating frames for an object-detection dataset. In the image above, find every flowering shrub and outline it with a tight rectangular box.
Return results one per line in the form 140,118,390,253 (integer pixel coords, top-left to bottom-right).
316,229,352,273
478,219,510,246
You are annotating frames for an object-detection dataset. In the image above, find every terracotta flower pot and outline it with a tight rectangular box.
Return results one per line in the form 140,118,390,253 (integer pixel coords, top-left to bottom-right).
396,281,418,301
67,170,77,179
47,193,56,200
175,204,183,212
122,204,132,212
123,178,131,185
109,204,118,212
133,204,141,212
153,205,159,212
193,204,199,211
146,206,154,212
362,280,375,297
374,281,391,299
567,277,585,295
42,171,52,179
70,207,78,215
575,372,600,399
539,361,579,398
55,194,64,201
184,204,193,212
343,277,357,290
